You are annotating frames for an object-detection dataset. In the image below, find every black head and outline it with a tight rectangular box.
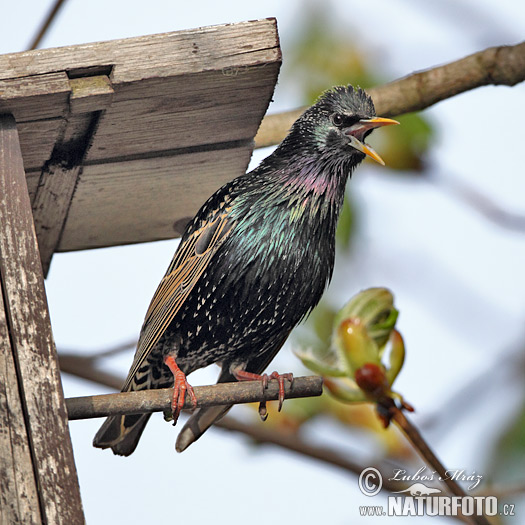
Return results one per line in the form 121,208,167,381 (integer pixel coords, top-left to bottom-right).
286,85,398,166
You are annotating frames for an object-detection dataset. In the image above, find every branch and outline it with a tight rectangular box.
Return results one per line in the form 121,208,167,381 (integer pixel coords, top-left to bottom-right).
28,0,68,50
213,416,409,494
369,41,525,117
430,170,525,233
66,376,323,420
391,408,490,525
254,41,525,148
59,353,124,391
57,351,491,517
59,352,410,491
87,339,137,359
391,408,467,497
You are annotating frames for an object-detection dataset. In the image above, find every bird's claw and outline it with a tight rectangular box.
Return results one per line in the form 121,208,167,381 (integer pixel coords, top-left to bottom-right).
164,355,197,425
266,371,294,411
234,369,294,414
170,370,197,425
258,401,268,421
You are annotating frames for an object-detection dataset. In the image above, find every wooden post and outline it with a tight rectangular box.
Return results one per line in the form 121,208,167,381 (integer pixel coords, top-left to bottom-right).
0,114,84,524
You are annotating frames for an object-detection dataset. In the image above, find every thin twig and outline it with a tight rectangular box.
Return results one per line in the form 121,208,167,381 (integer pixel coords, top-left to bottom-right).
59,353,123,390
60,352,488,520
254,41,525,149
65,376,323,420
28,0,68,50
392,408,467,497
391,407,491,525
86,339,136,359
214,415,409,493
429,171,525,233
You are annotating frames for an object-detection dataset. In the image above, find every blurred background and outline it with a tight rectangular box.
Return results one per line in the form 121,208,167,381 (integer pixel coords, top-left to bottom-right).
2,1,524,523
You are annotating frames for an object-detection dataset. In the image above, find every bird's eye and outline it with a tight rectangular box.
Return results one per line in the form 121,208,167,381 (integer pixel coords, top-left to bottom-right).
331,113,344,127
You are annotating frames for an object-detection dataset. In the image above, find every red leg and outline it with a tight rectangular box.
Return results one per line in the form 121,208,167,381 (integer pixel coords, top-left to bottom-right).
233,369,294,412
164,355,197,425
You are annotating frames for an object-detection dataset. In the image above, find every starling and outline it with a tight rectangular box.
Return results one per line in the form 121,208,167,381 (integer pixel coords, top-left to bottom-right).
93,85,398,456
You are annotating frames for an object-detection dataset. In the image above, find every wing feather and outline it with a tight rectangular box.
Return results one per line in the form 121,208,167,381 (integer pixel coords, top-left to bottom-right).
123,209,232,390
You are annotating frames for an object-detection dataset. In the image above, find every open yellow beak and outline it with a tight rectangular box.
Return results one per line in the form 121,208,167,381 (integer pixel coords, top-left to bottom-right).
346,117,399,166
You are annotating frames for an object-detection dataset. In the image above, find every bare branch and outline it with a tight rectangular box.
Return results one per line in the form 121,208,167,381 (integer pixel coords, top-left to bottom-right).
391,408,490,525
28,0,68,50
59,353,123,390
392,408,467,497
371,41,525,116
59,354,410,489
213,415,409,493
254,41,525,149
89,339,137,359
60,352,482,516
66,376,323,420
430,171,525,233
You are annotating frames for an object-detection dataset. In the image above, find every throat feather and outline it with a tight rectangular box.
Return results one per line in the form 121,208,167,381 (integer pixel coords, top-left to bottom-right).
281,159,349,225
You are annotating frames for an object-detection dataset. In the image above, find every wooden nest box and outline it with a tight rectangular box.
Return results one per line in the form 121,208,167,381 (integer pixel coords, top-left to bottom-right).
0,19,280,524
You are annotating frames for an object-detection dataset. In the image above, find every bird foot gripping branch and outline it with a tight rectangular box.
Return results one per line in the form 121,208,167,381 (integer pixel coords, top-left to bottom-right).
233,369,294,420
164,355,198,425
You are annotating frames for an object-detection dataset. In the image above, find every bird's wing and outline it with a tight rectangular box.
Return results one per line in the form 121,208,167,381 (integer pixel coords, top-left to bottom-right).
123,208,233,391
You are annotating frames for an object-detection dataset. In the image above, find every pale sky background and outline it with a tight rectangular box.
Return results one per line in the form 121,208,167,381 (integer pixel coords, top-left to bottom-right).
2,1,525,523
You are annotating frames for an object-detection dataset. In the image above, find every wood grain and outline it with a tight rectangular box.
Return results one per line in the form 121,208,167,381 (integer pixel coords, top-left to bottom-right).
0,287,42,525
0,71,70,122
32,109,101,274
0,19,281,263
0,19,280,81
0,115,84,524
87,65,278,161
69,75,114,115
17,118,64,172
32,164,82,274
59,143,254,250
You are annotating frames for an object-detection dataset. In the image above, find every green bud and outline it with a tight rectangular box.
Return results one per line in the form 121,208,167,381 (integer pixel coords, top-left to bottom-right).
336,318,379,372
333,288,398,350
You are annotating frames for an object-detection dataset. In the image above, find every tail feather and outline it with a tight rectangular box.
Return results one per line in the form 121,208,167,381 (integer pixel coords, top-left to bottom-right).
176,405,231,452
176,366,236,452
93,413,151,456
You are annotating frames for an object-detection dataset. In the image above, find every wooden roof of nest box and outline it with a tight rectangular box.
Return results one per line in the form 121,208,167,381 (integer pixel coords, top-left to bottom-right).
0,18,281,274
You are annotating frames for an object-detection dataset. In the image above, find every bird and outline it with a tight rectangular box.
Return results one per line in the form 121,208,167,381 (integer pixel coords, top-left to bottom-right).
93,85,398,456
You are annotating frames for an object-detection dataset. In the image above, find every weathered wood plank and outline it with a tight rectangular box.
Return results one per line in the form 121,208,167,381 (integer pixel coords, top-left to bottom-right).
0,290,42,525
69,75,114,115
26,172,41,200
17,118,64,171
0,114,84,524
32,164,81,275
0,19,280,162
59,144,253,251
0,19,280,81
0,72,70,122
0,19,281,258
32,109,101,274
87,65,279,161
